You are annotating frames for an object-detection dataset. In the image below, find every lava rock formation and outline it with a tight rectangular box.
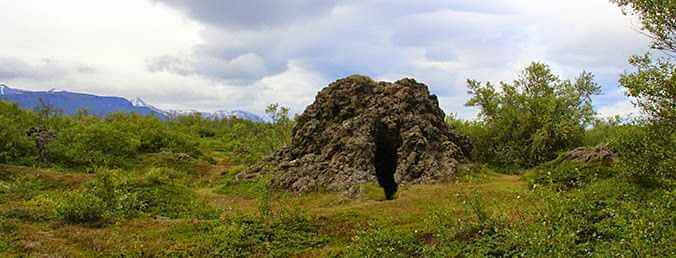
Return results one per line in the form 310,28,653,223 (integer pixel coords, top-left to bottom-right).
242,75,470,199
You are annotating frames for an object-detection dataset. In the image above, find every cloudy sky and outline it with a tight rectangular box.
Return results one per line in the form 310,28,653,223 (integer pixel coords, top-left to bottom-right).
0,0,651,119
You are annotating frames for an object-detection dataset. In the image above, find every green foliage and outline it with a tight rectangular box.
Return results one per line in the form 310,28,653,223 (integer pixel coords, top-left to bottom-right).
0,101,37,164
609,123,675,184
55,169,217,224
217,121,292,166
124,172,217,219
0,101,288,170
48,119,141,168
527,161,617,190
465,62,601,167
56,191,108,224
208,210,328,257
417,178,675,257
496,179,675,257
582,116,626,147
216,172,267,199
611,0,675,53
344,225,422,258
0,215,14,253
0,175,51,203
43,113,201,169
619,54,675,124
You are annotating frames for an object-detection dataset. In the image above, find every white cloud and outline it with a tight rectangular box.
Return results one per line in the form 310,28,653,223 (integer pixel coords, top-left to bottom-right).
597,99,640,118
0,0,653,118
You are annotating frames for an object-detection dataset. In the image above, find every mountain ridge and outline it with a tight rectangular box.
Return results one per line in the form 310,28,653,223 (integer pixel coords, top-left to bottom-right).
0,84,266,122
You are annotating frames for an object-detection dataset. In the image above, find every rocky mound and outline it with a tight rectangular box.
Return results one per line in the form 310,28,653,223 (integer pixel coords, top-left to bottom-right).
242,75,470,199
559,144,617,165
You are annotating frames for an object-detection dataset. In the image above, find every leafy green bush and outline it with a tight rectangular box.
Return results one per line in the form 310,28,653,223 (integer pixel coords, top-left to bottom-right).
0,102,36,164
0,175,51,203
140,152,199,175
344,226,422,258
218,121,291,166
527,160,617,190
124,173,217,219
582,116,627,147
440,179,676,257
610,124,675,184
465,62,600,167
106,114,201,156
43,113,202,169
216,173,268,199
56,191,108,224
57,169,217,224
619,54,675,124
48,119,140,168
208,210,327,257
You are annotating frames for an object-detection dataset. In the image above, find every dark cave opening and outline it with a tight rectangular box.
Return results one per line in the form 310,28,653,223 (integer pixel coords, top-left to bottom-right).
374,121,402,200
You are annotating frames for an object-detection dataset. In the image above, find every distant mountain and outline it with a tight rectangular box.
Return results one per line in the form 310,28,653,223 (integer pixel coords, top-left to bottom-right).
164,109,266,123
0,84,266,122
130,97,168,115
0,84,166,119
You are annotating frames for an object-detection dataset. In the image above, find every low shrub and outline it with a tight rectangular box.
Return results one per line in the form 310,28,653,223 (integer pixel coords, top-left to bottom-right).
48,120,141,168
57,169,218,224
0,174,64,203
447,179,675,257
609,124,675,185
527,161,617,190
208,210,328,257
343,225,423,258
216,173,267,199
56,191,108,224
125,174,217,219
0,102,37,164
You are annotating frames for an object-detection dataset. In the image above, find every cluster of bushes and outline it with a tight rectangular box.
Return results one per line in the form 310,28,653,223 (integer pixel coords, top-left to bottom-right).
609,123,674,184
526,161,616,190
341,178,674,257
450,57,673,189
0,101,295,170
0,103,203,169
56,168,218,224
0,214,13,253
48,114,202,168
0,102,38,164
202,210,328,257
485,179,673,256
189,104,293,166
459,62,600,168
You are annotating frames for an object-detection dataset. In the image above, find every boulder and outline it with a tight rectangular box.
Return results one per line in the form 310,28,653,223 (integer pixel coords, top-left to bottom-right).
559,144,617,165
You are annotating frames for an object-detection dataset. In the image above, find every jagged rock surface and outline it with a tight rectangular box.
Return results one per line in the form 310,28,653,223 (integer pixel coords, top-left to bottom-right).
560,144,618,164
242,75,470,196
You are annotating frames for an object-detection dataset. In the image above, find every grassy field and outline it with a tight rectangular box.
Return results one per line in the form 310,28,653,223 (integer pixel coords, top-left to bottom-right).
4,157,671,257
0,103,672,257
0,161,539,257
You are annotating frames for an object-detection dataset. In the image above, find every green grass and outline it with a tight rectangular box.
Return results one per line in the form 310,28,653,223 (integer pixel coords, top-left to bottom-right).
1,140,673,257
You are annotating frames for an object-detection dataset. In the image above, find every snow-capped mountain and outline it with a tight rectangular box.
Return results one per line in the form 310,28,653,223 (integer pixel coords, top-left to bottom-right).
0,84,266,122
0,84,22,96
130,97,166,115
0,85,166,118
164,109,266,122
206,110,266,122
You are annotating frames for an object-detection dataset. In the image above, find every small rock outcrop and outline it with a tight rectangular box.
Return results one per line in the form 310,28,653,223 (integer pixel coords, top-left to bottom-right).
242,75,470,199
560,144,617,165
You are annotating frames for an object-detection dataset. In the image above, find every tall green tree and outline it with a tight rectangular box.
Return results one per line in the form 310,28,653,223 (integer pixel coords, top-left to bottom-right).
619,54,676,124
611,0,676,54
611,1,676,183
466,62,600,167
